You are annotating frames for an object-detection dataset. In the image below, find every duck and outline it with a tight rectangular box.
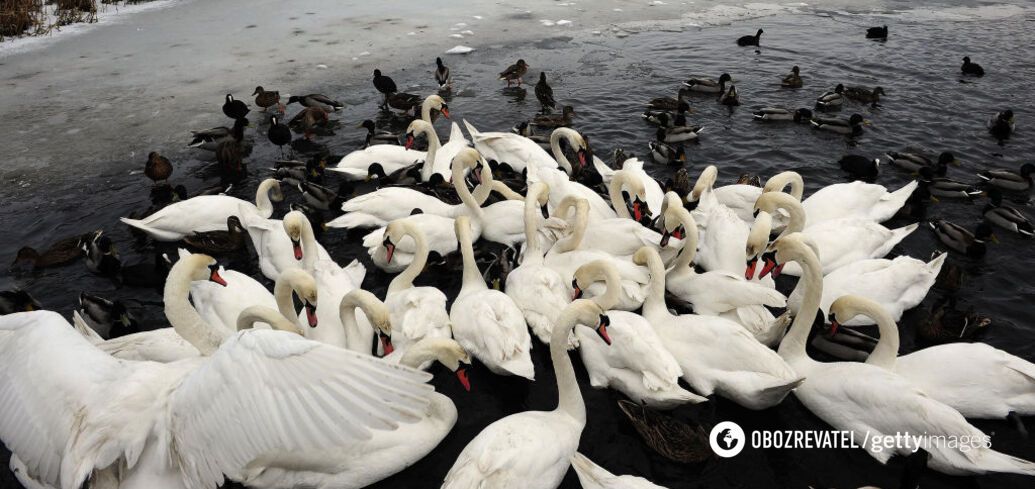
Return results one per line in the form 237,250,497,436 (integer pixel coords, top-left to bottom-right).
646,89,691,112
286,93,344,111
535,72,557,113
533,105,575,128
145,151,173,184
0,254,439,489
222,93,249,119
649,139,686,165
372,69,398,108
573,259,707,408
120,178,283,241
435,56,451,89
866,25,888,39
838,154,879,179
188,117,249,152
181,215,247,254
984,189,1033,236
358,119,399,146
656,124,702,145
441,299,610,489
782,65,803,88
633,246,803,409
988,110,1014,139
829,295,1035,430
930,220,996,257
815,83,845,108
616,400,711,464
718,84,740,106
266,116,292,156
387,91,423,114
811,113,865,136
11,233,89,270
977,163,1034,192
918,167,983,199
753,107,812,122
736,28,763,46
961,56,984,76
504,183,573,347
683,73,732,94
886,150,958,175
448,215,534,379
844,86,885,107
289,106,330,140
252,86,282,112
83,231,120,277
77,292,140,340
571,452,670,489
499,58,529,86
215,123,247,177
0,290,41,315
917,295,990,343
769,233,1035,476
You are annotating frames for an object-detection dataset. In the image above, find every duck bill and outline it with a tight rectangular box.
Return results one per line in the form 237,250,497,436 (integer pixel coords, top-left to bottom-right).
455,367,471,391
304,302,318,328
292,239,304,261
745,258,758,280
209,269,228,286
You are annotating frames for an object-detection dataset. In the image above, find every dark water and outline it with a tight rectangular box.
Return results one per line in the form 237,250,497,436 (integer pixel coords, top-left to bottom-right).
3,7,1035,489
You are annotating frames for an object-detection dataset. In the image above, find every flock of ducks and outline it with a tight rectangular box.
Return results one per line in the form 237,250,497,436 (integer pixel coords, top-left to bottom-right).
2,20,1034,489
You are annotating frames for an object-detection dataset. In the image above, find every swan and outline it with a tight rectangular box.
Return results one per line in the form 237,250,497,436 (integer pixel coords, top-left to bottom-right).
546,198,650,311
573,259,706,408
770,233,1035,476
763,171,917,225
405,118,468,182
504,182,573,347
632,246,803,410
827,295,1035,425
0,254,437,489
754,192,918,276
449,215,534,379
364,213,483,273
550,194,676,263
441,299,611,489
120,179,283,241
660,193,788,346
571,453,669,489
687,165,772,223
241,209,330,280
463,120,581,174
690,184,776,290
612,161,664,218
241,337,468,489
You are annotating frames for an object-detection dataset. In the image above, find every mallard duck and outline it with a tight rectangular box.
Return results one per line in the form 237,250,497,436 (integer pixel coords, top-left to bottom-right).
667,167,692,199
387,92,423,113
252,86,282,112
866,25,888,39
753,107,812,122
844,86,885,107
782,65,802,88
78,292,140,340
646,88,691,111
649,139,686,165
656,124,702,144
358,119,399,147
11,233,89,270
286,93,343,112
144,151,172,184
267,116,292,157
737,28,763,47
83,231,120,277
499,59,529,86
838,154,879,179
683,73,732,93
984,189,1033,236
188,117,248,152
216,126,246,176
535,72,556,113
222,93,249,120
372,69,397,108
641,110,674,127
811,113,864,136
918,167,982,199
886,150,958,175
532,105,574,128
617,400,711,463
719,84,739,106
298,181,345,211
434,57,451,88
918,295,990,343
961,56,984,77
511,121,550,147
289,106,330,140
182,216,247,254
0,290,41,315
977,163,1033,192
930,220,996,257
815,84,845,108
987,110,1014,140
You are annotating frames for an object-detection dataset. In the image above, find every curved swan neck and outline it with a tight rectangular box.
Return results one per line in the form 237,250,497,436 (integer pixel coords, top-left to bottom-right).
759,192,806,236
255,179,281,218
339,289,387,353
551,301,596,423
388,221,428,293
607,171,633,219
668,205,700,271
853,300,900,369
553,199,589,253
636,248,670,319
549,128,580,174
580,261,622,311
764,171,805,200
164,257,223,355
456,218,485,291
236,306,304,334
691,166,718,201
419,122,442,182
452,160,486,220
523,183,549,264
420,96,441,124
777,240,823,364
399,338,464,370
273,270,305,324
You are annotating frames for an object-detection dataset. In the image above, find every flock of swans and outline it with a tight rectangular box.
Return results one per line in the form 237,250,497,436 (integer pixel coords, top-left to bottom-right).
2,46,1034,489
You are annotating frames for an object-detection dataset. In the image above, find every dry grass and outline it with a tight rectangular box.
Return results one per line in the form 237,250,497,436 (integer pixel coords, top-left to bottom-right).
0,0,159,41
0,0,45,39
52,0,97,26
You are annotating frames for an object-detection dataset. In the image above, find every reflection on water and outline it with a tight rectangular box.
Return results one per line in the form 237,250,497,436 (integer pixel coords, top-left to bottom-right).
2,4,1035,489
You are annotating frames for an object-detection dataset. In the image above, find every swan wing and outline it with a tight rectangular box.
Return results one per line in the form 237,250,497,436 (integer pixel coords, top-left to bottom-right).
94,328,201,362
571,452,670,489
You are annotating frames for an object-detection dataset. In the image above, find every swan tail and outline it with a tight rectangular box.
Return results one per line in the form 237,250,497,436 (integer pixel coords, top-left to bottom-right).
956,447,1035,476
571,453,611,485
888,223,920,248
462,119,481,139
449,122,466,143
325,212,387,230
118,217,182,241
342,259,367,286
926,252,948,275
71,311,104,344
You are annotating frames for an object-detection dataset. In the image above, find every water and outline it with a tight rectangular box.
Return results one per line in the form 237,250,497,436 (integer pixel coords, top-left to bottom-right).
2,1,1035,488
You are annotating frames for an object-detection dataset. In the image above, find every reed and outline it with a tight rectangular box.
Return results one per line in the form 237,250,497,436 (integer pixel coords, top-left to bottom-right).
0,0,45,39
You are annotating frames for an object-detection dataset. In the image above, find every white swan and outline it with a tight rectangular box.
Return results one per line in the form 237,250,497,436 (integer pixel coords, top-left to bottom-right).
573,260,706,408
612,160,664,219
571,452,669,489
549,193,675,264
449,215,534,379
633,246,803,410
463,119,572,174
240,208,331,280
120,179,282,241
755,191,918,276
764,170,917,225
771,233,1035,476
0,254,436,489
504,182,573,347
441,299,611,489
828,295,1035,422
660,193,788,346
364,213,483,273
687,165,769,223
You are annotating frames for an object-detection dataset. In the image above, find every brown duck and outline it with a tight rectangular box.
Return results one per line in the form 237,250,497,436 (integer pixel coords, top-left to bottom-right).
532,105,574,128
499,59,529,86
387,92,423,114
12,233,90,269
252,86,283,112
182,216,246,254
145,151,173,184
289,106,330,140
617,400,712,463
918,296,991,344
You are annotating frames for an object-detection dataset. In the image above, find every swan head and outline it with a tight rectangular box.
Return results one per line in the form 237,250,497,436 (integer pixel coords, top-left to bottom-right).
745,211,773,279
260,178,285,203
282,211,311,261
768,233,818,278
383,219,424,264
281,269,319,328
659,192,691,247
423,95,449,119
566,299,612,346
571,259,621,313
344,289,393,355
689,165,719,203
827,295,885,336
180,253,227,286
616,172,649,222
753,190,796,216
450,148,483,177
404,119,434,149
405,338,473,390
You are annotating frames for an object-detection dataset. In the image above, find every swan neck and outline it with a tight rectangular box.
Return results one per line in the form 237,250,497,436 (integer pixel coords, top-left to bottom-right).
338,299,366,353
420,125,442,181
778,246,822,363
523,186,546,263
671,207,699,271
453,162,486,220
864,303,899,370
554,201,588,252
300,219,318,272
551,304,588,424
607,172,631,219
640,250,670,319
388,221,428,293
255,179,279,218
457,221,485,291
273,274,301,324
550,129,575,174
236,306,302,334
164,263,222,355
586,262,622,311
